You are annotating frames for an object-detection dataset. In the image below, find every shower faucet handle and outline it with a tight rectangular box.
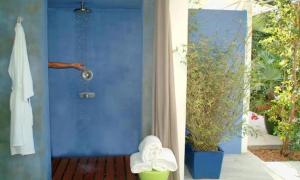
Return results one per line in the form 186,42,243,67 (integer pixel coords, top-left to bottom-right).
80,92,96,99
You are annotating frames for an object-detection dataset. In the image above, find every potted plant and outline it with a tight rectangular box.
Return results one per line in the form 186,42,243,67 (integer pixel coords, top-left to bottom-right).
185,40,248,179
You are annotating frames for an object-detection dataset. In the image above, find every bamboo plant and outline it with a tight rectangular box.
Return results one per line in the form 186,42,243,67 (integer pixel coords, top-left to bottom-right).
186,40,249,151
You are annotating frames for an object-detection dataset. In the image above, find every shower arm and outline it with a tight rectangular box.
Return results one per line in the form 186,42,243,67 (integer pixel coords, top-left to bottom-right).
48,61,85,71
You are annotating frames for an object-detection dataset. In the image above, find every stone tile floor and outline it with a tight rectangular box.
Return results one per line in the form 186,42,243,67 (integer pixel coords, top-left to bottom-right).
185,152,273,180
185,152,300,180
264,161,300,180
247,113,282,147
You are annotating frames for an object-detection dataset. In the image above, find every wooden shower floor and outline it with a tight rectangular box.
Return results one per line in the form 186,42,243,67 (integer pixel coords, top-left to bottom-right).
52,156,138,180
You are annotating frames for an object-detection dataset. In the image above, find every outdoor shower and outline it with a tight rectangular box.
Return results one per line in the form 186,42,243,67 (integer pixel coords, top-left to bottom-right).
48,0,143,158
74,0,95,99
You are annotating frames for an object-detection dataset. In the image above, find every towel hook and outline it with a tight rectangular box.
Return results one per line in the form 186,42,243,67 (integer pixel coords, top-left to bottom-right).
17,16,23,23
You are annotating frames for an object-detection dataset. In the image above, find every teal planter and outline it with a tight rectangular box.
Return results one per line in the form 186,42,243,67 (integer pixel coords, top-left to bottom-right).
139,171,170,180
185,143,224,179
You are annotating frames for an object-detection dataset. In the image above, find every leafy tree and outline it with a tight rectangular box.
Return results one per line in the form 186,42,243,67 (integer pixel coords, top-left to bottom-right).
261,0,300,156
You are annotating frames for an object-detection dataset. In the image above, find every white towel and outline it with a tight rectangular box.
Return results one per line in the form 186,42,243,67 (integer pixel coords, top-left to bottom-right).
130,152,152,174
152,148,178,172
8,20,35,155
138,135,162,162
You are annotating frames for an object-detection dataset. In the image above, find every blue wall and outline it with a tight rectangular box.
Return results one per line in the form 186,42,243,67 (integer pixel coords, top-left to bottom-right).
48,0,142,9
189,9,247,154
0,0,51,179
48,8,143,157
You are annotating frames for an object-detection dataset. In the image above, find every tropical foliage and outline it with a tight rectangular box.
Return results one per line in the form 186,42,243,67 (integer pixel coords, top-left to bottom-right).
259,0,300,156
250,14,283,113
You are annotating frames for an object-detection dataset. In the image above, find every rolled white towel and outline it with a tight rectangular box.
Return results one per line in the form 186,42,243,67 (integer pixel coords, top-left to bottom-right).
138,135,163,162
130,152,152,174
152,148,178,172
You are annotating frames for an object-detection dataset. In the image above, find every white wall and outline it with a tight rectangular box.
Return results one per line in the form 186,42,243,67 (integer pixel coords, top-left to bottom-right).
170,0,188,179
243,0,253,154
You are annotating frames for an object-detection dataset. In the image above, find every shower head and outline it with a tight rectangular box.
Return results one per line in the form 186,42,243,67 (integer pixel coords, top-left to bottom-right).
74,0,92,14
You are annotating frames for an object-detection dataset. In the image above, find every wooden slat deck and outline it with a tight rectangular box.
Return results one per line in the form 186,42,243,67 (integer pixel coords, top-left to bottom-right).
52,156,138,180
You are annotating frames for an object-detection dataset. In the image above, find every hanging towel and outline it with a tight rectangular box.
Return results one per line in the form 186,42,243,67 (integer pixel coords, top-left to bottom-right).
138,135,162,162
8,20,35,156
152,148,178,172
130,152,152,174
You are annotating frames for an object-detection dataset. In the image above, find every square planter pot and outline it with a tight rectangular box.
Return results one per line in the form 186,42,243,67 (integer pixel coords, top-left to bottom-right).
138,171,170,180
185,143,224,179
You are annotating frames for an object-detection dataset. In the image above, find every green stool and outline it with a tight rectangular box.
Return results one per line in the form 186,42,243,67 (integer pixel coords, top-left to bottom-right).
139,171,170,180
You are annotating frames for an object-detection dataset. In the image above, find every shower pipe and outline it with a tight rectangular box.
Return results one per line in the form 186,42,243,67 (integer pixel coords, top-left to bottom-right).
48,62,93,81
48,62,85,71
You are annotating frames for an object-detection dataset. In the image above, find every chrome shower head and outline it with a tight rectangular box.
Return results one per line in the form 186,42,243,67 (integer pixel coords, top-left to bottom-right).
81,69,93,81
74,0,92,14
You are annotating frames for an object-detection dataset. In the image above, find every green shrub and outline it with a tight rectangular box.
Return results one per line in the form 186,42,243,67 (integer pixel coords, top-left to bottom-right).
250,13,283,113
290,119,300,151
186,40,248,151
260,0,300,156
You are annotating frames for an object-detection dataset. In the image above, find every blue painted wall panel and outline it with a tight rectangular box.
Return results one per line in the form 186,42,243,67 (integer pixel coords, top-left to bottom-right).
0,0,51,179
189,9,247,154
48,8,143,157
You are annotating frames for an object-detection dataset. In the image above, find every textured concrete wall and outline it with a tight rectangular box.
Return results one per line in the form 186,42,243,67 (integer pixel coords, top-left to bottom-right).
0,0,51,179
